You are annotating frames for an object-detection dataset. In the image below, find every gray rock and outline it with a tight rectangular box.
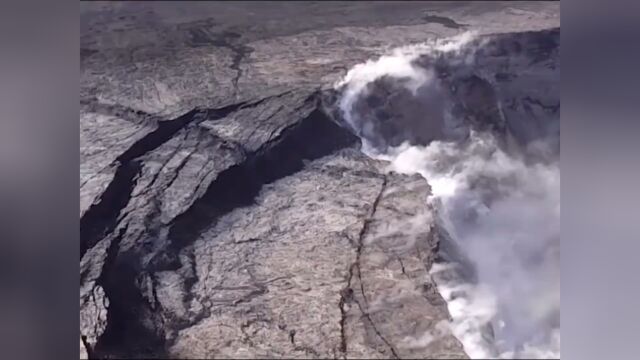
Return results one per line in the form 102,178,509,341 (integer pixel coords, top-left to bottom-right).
342,171,468,359
80,2,559,358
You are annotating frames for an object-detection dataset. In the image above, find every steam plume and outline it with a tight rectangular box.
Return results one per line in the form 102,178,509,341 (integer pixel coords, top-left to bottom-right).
335,32,560,359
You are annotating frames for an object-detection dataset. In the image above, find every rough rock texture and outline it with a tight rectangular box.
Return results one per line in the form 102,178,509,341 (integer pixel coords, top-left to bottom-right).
164,150,465,359
341,172,467,359
80,2,559,359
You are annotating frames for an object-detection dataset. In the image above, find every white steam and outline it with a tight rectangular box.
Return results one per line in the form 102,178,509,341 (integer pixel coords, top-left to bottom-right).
385,133,560,359
334,31,478,148
335,33,560,359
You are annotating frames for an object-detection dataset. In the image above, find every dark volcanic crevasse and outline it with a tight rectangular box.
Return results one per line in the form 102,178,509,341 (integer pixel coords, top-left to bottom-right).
80,109,201,259
80,103,246,259
90,99,359,358
167,104,359,253
80,91,297,259
92,225,171,359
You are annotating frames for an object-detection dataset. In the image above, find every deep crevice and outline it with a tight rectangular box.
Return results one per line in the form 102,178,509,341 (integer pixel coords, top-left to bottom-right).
166,104,359,253
161,103,357,353
91,224,169,359
80,103,245,259
81,102,252,358
91,96,358,358
80,159,140,260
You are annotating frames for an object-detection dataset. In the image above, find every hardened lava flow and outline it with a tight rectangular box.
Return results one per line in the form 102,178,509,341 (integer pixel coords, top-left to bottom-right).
81,2,559,358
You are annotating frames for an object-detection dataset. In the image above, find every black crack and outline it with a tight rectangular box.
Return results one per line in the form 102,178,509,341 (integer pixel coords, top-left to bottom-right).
166,95,358,253
80,103,245,259
88,92,358,358
339,177,399,359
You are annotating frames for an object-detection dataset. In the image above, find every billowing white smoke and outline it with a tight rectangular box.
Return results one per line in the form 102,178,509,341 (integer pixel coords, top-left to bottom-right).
334,32,478,153
382,134,560,359
335,33,560,359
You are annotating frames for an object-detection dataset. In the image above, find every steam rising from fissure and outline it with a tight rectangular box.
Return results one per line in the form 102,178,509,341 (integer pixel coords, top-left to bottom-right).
333,31,560,359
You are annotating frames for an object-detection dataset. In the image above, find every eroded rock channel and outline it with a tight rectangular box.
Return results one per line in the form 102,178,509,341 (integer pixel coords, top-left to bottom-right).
81,3,559,359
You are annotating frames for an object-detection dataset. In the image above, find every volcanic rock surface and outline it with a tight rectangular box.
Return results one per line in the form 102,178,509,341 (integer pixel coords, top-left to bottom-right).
80,2,559,359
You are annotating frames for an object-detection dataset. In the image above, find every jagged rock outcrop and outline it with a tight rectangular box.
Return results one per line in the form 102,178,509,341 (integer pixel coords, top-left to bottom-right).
166,150,466,359
80,2,559,359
